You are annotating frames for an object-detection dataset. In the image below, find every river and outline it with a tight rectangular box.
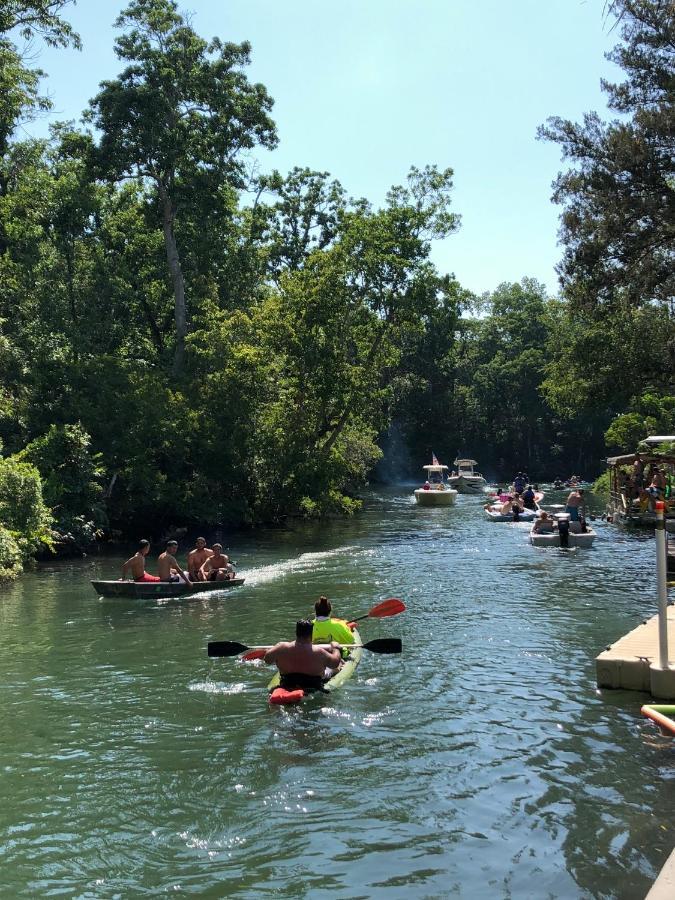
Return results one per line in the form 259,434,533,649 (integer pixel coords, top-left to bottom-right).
0,487,673,898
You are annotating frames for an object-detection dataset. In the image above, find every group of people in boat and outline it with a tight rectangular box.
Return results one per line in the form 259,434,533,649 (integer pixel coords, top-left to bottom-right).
488,481,539,515
264,595,355,693
120,538,236,584
618,457,672,512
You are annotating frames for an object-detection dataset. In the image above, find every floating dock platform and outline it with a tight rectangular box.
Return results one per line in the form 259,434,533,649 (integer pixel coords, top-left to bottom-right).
596,604,675,699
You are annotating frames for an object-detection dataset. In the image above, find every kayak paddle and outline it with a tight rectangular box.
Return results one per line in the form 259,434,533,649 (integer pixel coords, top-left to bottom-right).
208,638,402,658
349,597,405,622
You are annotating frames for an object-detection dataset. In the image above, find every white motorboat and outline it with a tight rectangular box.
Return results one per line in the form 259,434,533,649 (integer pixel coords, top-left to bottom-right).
414,461,458,506
484,505,538,522
529,514,596,548
448,459,487,494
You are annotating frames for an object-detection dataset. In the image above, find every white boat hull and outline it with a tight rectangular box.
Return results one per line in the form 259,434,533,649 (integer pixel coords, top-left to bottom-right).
448,475,487,494
484,507,537,522
414,488,458,506
529,527,596,548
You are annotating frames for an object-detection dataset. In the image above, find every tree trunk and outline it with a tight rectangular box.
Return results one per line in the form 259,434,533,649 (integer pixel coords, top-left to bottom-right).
158,182,187,376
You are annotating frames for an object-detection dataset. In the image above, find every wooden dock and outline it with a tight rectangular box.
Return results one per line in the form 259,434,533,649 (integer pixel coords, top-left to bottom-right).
596,604,675,699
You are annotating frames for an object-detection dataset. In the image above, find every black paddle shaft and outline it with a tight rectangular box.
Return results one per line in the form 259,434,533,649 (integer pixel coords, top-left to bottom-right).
207,638,402,657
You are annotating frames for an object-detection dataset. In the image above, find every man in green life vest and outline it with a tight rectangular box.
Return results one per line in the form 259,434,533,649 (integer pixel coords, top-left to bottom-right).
312,596,355,657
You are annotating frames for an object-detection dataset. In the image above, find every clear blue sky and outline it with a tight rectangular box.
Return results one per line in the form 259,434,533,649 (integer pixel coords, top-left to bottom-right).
23,0,621,297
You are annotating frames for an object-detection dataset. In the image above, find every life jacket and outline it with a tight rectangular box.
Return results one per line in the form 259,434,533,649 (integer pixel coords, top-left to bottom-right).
312,617,355,647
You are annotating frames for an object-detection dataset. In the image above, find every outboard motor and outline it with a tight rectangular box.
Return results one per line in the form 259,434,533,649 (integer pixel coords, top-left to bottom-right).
513,506,521,522
558,516,570,548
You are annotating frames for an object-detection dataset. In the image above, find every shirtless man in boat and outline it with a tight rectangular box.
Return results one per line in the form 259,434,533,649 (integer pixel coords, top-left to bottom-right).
187,537,213,581
264,620,342,693
199,544,234,581
157,541,191,584
120,539,161,582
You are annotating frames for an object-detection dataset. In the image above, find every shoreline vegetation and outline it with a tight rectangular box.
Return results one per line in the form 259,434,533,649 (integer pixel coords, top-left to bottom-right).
1,1,674,583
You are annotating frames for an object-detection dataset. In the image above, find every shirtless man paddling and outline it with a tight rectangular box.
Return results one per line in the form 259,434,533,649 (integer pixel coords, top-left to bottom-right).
187,537,213,581
120,539,160,582
264,620,342,694
158,541,191,584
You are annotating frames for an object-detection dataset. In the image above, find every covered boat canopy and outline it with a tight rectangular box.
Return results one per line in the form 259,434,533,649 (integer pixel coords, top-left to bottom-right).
454,458,477,467
422,464,448,472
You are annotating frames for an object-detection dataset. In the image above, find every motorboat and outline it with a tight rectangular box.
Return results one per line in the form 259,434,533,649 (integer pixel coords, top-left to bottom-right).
413,461,458,506
448,459,487,494
484,505,538,522
529,514,596,548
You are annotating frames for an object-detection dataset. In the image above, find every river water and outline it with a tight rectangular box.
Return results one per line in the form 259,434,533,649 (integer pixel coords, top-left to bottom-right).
0,487,673,898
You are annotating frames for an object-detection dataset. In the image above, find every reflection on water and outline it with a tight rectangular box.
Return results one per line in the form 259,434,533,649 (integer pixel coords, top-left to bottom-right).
0,488,673,897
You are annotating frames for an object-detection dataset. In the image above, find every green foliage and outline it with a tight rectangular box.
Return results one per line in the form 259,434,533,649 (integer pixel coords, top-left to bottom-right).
539,0,675,310
18,423,106,544
605,393,675,450
0,1,80,48
0,456,52,559
0,525,22,581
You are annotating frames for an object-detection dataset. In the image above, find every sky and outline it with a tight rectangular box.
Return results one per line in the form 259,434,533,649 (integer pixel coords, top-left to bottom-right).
21,0,622,297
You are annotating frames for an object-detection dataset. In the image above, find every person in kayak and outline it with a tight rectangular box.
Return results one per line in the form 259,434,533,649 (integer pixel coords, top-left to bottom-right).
312,596,355,655
120,539,161,582
264,620,342,693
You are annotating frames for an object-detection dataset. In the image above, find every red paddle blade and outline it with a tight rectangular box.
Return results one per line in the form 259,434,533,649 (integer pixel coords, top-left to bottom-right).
241,648,267,661
368,598,405,618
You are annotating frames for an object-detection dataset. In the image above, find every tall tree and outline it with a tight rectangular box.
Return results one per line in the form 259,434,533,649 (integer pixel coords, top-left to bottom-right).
539,0,675,312
87,0,277,375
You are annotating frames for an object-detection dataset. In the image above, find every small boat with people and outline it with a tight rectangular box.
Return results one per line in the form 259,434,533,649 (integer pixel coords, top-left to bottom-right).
484,504,538,522
529,512,596,548
447,458,488,494
413,455,458,506
91,578,245,599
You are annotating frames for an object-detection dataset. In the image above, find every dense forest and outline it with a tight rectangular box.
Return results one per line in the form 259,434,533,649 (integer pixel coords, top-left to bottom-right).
0,0,673,577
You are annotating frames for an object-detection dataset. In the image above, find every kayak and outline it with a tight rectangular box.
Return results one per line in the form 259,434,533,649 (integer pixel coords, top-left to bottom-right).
91,577,245,599
267,628,364,705
641,704,675,736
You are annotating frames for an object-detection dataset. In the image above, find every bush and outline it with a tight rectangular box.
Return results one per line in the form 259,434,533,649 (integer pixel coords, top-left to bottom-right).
18,423,106,545
0,456,52,563
0,525,22,581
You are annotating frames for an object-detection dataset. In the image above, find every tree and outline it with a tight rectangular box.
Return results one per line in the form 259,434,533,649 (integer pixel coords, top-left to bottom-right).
0,1,79,47
87,0,278,374
539,0,675,312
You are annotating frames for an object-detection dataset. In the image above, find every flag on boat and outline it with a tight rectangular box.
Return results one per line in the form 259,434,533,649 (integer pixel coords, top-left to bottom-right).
432,452,440,466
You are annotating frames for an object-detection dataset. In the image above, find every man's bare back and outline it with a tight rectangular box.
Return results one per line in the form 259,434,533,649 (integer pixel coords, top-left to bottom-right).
265,640,340,677
121,552,146,579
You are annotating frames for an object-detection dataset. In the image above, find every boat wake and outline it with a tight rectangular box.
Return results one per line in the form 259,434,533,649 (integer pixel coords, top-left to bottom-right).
240,546,367,586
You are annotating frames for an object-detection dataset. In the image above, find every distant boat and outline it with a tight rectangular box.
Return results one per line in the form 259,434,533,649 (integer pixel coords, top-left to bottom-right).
413,460,458,506
448,458,487,494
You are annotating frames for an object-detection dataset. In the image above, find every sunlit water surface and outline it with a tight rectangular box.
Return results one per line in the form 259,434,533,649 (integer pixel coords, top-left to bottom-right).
0,488,673,898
